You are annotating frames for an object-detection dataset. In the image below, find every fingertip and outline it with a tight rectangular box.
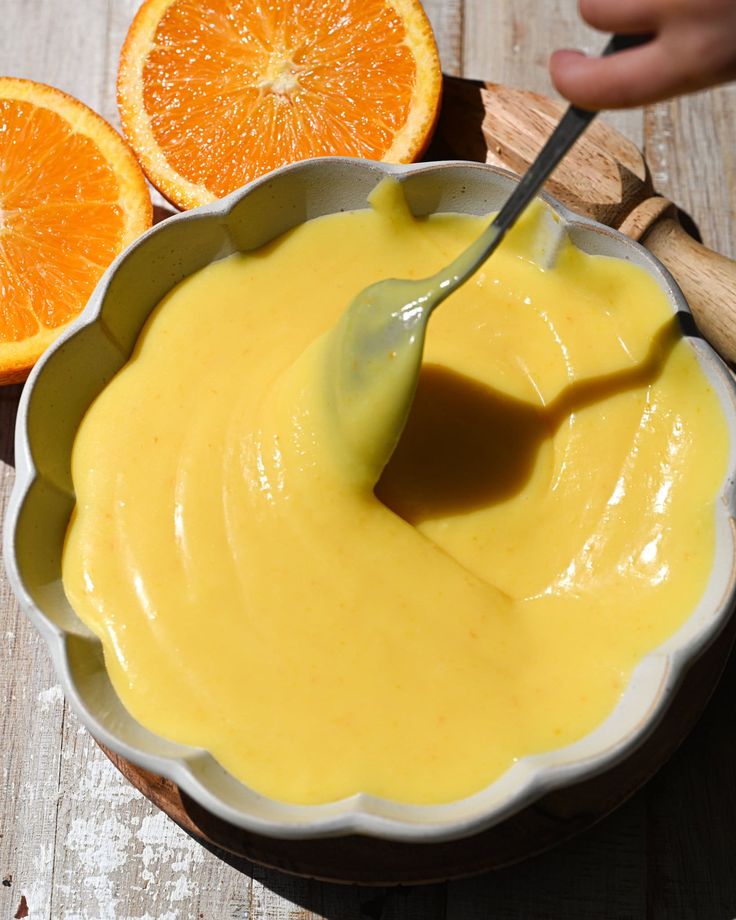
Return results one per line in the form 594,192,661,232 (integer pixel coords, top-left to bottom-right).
549,49,589,100
548,41,675,110
550,48,586,69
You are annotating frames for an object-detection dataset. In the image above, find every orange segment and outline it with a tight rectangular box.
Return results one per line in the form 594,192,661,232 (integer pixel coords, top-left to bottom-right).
0,79,152,384
118,0,442,209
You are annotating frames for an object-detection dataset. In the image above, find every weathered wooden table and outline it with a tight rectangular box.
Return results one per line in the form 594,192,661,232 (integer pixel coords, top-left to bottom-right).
2,1,736,917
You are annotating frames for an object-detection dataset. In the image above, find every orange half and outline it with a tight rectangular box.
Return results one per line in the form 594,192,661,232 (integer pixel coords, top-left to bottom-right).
118,0,442,210
0,78,152,384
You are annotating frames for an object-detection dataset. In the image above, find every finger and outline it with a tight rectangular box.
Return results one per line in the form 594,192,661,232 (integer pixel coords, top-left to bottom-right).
549,40,683,110
578,0,662,34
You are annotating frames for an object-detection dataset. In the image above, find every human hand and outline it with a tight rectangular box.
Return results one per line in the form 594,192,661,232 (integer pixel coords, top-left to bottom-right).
550,0,736,109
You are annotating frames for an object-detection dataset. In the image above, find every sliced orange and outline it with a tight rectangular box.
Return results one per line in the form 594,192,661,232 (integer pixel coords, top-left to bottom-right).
0,78,152,384
117,0,442,210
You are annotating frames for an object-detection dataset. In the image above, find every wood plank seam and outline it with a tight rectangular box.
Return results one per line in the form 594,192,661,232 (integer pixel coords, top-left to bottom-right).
45,704,67,920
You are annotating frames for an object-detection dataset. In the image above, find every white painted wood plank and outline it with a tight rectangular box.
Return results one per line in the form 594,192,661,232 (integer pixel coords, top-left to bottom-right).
0,0,111,114
422,0,463,76
0,389,63,920
645,87,736,260
49,720,254,920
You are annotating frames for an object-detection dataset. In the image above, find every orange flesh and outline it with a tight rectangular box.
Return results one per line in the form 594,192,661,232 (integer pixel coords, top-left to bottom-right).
0,99,126,343
140,0,418,195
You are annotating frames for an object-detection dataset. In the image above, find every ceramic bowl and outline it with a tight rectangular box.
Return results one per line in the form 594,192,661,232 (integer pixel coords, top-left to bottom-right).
5,158,736,843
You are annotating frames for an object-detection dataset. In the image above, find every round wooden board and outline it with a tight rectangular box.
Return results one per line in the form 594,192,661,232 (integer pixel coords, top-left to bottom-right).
99,613,735,886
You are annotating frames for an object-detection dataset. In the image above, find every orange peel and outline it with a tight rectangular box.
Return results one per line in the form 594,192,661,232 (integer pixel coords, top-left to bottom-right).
0,78,152,384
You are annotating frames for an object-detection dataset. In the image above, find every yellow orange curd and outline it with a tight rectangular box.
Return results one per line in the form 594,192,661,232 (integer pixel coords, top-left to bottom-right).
62,183,729,805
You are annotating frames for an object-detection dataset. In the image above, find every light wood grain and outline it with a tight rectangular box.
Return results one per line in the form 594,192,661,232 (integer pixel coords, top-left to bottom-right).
643,216,736,361
2,2,736,918
481,83,648,225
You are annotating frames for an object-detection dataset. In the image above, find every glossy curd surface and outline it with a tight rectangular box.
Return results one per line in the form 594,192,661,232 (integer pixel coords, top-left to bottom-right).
62,187,728,805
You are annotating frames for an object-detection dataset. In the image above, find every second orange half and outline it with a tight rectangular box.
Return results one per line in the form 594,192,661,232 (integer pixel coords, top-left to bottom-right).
117,0,442,210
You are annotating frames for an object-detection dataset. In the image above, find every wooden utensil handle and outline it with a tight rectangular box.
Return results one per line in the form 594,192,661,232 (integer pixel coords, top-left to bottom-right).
641,217,736,365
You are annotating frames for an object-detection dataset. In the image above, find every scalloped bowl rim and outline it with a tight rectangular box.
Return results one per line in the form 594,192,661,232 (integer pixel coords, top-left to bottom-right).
5,157,736,843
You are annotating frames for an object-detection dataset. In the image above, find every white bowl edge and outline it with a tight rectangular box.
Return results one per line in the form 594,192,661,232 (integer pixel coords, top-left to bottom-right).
5,157,736,844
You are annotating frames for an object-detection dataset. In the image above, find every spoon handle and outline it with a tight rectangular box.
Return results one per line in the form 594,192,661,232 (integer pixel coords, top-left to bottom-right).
450,32,654,279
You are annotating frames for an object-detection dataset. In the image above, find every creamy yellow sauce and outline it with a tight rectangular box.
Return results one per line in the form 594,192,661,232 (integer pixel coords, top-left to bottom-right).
63,185,728,805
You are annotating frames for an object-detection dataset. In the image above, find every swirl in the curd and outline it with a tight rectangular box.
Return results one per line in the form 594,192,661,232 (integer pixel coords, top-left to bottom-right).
63,185,728,805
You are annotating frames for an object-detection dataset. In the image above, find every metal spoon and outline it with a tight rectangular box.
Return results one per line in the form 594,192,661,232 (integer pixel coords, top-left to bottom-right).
324,33,652,484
